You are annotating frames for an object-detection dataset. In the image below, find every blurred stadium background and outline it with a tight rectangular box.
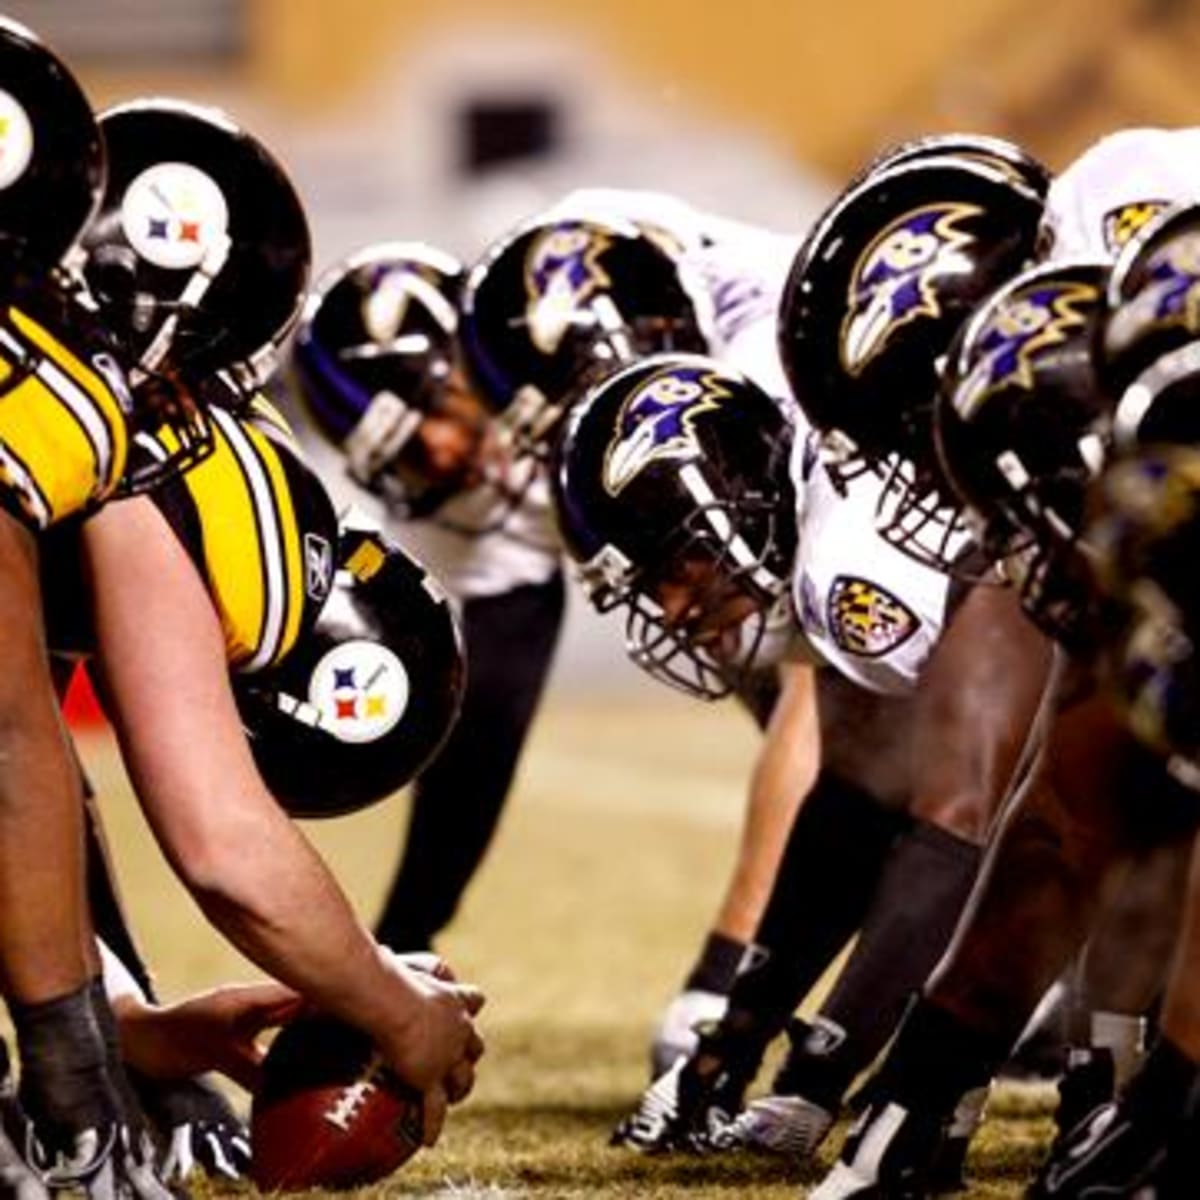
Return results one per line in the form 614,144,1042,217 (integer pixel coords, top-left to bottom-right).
23,0,1200,693
26,3,1200,1193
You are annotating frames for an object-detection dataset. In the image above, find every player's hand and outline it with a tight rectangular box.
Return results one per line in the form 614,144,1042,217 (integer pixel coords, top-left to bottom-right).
372,959,485,1147
132,1073,250,1183
114,982,302,1091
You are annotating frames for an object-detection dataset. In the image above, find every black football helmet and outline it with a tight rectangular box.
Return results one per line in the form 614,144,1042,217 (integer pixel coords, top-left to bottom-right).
933,259,1113,645
855,132,1052,198
73,99,310,490
1087,445,1200,779
0,17,104,272
234,519,466,818
460,213,711,463
1102,203,1200,451
779,154,1044,567
293,242,476,515
554,352,795,700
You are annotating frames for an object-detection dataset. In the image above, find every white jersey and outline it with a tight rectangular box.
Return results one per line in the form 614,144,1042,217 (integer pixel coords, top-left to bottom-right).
396,471,561,600
786,433,953,695
291,419,561,601
310,191,806,603
1041,127,1200,261
405,189,803,601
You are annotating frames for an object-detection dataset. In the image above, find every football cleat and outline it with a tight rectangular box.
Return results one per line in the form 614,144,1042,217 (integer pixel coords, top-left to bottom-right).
133,1074,250,1183
649,989,729,1080
0,1124,46,1200
714,1091,835,1158
610,1055,741,1154
809,1100,948,1199
1050,1047,1116,1155
1028,1098,1167,1199
35,1124,176,1200
925,1085,989,1195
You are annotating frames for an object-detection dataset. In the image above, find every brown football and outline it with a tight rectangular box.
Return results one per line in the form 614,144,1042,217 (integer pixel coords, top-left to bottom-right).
250,1014,424,1191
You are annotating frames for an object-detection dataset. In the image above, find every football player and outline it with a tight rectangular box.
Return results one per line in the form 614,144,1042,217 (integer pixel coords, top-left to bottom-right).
0,22,205,1200
808,197,1200,1199
290,194,816,1077
565,146,1054,1165
48,96,484,1171
290,240,572,970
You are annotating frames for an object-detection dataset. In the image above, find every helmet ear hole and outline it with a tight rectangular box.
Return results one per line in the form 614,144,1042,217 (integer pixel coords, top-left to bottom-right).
85,243,141,326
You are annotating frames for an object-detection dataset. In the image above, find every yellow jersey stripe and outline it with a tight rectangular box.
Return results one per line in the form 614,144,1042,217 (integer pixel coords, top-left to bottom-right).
186,408,306,671
9,308,129,496
0,433,51,527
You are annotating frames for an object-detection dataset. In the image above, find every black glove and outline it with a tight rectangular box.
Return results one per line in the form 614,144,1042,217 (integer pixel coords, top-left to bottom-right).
36,1123,176,1200
129,1075,248,1184
11,984,178,1200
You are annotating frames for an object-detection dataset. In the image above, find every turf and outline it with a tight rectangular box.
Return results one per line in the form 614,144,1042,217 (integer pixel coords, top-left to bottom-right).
79,690,1055,1197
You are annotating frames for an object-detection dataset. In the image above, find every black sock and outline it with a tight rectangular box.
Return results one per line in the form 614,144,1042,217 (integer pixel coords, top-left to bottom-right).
779,820,981,1109
876,997,1011,1115
683,933,745,995
706,772,910,1066
1123,1036,1199,1125
11,982,117,1148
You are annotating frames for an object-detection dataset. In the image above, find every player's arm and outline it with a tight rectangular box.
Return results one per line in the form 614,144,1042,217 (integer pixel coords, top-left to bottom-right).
713,660,819,940
652,660,819,1074
81,496,483,1143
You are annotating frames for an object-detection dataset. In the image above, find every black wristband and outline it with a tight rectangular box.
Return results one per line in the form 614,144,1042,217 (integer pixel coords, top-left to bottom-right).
683,932,746,996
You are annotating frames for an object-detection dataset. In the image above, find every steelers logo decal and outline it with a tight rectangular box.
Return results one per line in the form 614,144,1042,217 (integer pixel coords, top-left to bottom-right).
828,576,920,657
0,91,34,191
121,162,229,270
308,640,409,744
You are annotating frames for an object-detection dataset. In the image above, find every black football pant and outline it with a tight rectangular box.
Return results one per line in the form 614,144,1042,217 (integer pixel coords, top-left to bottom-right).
375,572,566,951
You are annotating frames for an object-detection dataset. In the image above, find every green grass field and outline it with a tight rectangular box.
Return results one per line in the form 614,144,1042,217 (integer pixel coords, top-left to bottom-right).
79,693,1054,1198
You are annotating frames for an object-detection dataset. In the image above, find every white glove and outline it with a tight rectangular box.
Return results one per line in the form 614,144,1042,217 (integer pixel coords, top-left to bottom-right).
649,989,729,1080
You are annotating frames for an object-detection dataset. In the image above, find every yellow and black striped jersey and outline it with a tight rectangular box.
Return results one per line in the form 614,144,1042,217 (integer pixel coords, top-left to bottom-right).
146,394,337,672
0,284,129,530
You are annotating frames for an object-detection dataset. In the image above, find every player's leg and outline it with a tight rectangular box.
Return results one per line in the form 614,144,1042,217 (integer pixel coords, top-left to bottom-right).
0,514,165,1197
613,763,911,1151
810,693,1145,1199
375,572,565,949
1028,819,1200,1199
652,664,796,1078
1047,829,1192,1144
733,585,1052,1163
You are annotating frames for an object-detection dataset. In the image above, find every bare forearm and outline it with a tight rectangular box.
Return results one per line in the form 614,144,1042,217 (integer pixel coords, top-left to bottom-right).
712,662,818,939
0,517,92,1001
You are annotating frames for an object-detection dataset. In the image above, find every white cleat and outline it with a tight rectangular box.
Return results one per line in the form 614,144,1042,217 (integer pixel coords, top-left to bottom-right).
715,1092,834,1159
